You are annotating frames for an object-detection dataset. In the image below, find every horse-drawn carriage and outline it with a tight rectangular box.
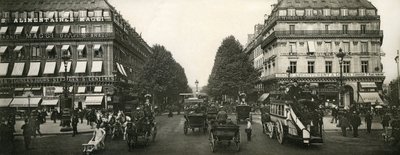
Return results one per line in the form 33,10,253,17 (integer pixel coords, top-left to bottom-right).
206,106,218,123
209,123,241,152
126,118,157,150
184,113,208,134
235,105,252,124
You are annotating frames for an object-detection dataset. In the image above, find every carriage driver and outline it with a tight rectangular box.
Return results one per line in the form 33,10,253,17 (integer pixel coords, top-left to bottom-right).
216,106,228,124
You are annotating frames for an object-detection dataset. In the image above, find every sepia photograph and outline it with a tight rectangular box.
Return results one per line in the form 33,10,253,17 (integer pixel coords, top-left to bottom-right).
0,0,400,154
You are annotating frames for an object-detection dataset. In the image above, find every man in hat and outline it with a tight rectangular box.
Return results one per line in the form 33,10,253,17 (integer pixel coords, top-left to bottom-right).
350,111,361,137
245,118,252,141
287,80,302,100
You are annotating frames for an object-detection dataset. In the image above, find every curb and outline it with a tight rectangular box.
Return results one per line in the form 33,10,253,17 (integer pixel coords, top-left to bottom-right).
13,130,93,136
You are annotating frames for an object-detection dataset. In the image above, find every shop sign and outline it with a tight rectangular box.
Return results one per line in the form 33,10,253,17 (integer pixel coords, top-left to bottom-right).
1,17,105,24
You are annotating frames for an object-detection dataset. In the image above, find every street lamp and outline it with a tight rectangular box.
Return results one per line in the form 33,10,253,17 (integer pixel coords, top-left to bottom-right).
27,93,31,118
60,51,71,131
394,50,400,106
336,48,346,108
195,80,199,97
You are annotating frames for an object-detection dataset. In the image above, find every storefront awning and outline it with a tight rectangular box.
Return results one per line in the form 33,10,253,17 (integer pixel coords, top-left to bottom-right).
46,26,55,33
11,62,25,76
27,62,40,76
93,44,101,51
9,98,41,107
94,86,102,93
0,26,8,34
77,45,85,51
59,61,71,73
258,93,270,102
30,26,39,34
308,41,316,53
61,25,70,33
13,46,23,51
85,96,104,105
75,61,87,73
359,92,384,105
41,99,59,106
120,64,127,76
0,46,7,54
15,26,24,35
43,62,56,74
360,82,377,88
0,98,12,107
77,87,86,93
91,61,103,73
0,63,9,76
46,45,55,51
61,45,70,51
116,62,125,76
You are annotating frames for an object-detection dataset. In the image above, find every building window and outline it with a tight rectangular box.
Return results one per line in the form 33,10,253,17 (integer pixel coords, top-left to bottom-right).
325,25,329,33
323,9,331,16
104,24,112,33
325,61,332,73
342,42,350,53
93,25,101,33
47,46,56,59
359,9,366,16
342,25,348,34
307,61,315,73
306,9,312,16
103,11,110,17
77,45,87,58
290,61,297,73
341,9,348,16
32,46,41,58
80,26,87,34
94,10,102,17
289,25,295,34
325,42,332,52
361,25,366,34
361,42,368,53
79,10,87,17
93,45,103,58
343,61,350,73
361,61,368,73
289,42,296,54
88,11,94,17
288,9,295,16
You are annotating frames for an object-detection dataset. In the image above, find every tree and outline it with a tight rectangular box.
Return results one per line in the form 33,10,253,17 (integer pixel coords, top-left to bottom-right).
137,44,190,110
207,36,260,102
389,79,400,106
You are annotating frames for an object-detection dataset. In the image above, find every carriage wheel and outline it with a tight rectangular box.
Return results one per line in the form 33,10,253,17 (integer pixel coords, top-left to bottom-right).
209,134,216,152
184,121,188,135
234,132,241,152
265,122,275,139
276,121,285,144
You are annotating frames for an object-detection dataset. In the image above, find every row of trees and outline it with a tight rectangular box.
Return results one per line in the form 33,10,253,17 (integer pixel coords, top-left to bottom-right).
136,44,191,110
206,36,260,102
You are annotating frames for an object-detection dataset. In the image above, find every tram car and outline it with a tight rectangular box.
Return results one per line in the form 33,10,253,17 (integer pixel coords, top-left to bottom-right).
263,92,323,145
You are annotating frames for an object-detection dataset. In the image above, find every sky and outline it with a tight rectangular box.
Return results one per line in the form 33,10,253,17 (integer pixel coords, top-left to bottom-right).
108,0,400,87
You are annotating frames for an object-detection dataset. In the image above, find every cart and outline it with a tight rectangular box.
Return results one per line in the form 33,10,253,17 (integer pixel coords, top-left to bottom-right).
209,124,240,152
236,105,252,124
184,113,207,134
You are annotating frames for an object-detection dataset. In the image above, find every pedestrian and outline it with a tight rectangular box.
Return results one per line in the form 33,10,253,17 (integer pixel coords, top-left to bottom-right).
350,111,361,137
78,109,84,124
245,118,252,141
382,113,391,139
33,116,42,137
0,119,15,154
365,111,373,133
21,119,32,150
331,106,338,124
72,115,79,137
51,109,58,123
338,114,350,137
41,110,48,123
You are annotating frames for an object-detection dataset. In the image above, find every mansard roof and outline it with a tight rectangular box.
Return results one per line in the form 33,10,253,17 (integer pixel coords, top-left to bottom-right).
0,0,111,11
276,0,376,9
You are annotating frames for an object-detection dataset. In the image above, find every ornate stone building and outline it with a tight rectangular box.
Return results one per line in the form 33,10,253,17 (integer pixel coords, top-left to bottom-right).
245,0,384,108
0,0,152,111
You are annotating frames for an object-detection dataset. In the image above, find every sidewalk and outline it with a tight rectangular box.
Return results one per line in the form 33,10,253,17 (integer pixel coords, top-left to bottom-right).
14,118,94,136
323,116,386,132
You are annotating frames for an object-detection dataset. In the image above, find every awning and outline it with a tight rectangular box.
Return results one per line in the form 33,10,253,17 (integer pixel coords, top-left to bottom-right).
61,45,70,51
120,64,128,76
30,26,39,34
59,61,71,73
307,41,316,53
85,96,104,105
15,88,24,91
11,62,25,76
15,26,24,35
0,98,12,107
75,61,87,73
258,93,270,102
9,98,41,107
31,87,42,91
93,44,101,51
61,25,70,33
0,63,9,76
360,82,377,88
94,86,102,93
14,46,23,51
77,45,85,52
0,27,7,34
116,62,125,76
46,26,55,33
27,62,40,76
43,62,56,74
77,87,86,93
0,46,7,54
91,61,103,73
359,92,384,105
54,86,73,93
46,45,55,51
41,99,59,106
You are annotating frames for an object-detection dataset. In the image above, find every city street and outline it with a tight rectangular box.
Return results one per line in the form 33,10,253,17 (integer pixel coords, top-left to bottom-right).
10,115,399,155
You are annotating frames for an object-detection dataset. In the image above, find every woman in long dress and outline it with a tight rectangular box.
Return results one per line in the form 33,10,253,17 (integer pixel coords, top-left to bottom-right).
88,123,106,150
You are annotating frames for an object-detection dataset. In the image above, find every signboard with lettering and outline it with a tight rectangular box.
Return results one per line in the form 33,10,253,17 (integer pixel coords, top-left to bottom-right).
0,33,113,40
1,17,107,24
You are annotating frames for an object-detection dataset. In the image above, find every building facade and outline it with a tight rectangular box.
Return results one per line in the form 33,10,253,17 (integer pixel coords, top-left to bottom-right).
245,0,385,108
0,0,152,112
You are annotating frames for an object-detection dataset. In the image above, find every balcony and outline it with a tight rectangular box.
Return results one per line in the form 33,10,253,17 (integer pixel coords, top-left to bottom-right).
275,30,383,38
0,32,115,42
261,72,385,82
274,15,380,22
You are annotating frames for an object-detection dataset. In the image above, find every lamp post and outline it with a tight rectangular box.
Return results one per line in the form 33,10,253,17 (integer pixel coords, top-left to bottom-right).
60,52,71,131
27,94,31,118
395,50,400,106
195,80,199,97
336,48,346,108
